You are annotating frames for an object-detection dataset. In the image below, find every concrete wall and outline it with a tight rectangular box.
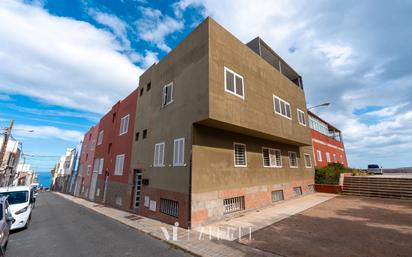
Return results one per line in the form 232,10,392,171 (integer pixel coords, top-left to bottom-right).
207,19,312,146
130,18,210,226
191,124,314,226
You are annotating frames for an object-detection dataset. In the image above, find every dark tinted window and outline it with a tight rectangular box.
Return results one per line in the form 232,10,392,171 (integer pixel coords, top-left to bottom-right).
368,164,379,169
0,191,28,205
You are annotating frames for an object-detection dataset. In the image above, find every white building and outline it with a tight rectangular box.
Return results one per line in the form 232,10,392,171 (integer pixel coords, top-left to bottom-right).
0,137,22,186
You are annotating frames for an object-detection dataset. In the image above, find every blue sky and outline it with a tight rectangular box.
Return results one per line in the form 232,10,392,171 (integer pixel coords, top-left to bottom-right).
1,0,412,170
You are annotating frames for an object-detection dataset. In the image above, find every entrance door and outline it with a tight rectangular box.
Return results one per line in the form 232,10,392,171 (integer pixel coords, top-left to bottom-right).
133,171,142,209
89,171,98,201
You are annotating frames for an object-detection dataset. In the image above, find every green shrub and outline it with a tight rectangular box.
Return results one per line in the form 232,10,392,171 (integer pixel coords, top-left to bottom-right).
315,163,346,185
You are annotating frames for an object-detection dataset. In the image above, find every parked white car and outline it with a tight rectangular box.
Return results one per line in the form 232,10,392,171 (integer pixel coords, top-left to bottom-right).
367,164,383,175
0,186,34,230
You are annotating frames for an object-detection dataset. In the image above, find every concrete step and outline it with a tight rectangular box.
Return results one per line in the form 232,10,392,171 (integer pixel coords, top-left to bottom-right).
343,188,412,196
344,178,412,184
343,183,412,191
342,177,412,200
342,192,412,200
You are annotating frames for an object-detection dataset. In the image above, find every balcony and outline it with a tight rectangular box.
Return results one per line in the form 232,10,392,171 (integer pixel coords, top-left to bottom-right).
247,37,303,89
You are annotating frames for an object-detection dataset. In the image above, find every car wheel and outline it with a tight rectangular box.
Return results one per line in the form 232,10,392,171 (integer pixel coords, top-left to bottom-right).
24,216,31,229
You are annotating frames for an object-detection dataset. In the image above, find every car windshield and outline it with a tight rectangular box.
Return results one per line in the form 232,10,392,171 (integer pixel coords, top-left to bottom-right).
368,165,379,169
0,191,29,205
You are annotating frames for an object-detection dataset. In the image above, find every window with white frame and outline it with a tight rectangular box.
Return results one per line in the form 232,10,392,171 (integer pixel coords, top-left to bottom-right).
173,138,185,166
119,115,129,135
97,130,104,145
162,82,173,106
316,150,322,161
114,154,125,175
326,152,331,162
273,95,292,119
289,151,298,168
224,67,244,98
304,154,312,168
234,143,247,167
297,109,306,126
262,148,282,167
98,158,104,174
333,154,337,163
153,142,165,167
93,158,99,173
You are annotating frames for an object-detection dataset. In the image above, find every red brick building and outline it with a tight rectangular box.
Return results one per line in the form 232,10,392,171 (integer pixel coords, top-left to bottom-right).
308,111,348,168
89,89,138,211
78,125,99,199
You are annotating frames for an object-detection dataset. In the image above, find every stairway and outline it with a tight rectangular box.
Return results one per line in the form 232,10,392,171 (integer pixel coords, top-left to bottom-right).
342,176,412,200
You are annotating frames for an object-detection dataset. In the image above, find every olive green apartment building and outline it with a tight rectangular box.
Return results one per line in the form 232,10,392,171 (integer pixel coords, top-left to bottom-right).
131,17,315,228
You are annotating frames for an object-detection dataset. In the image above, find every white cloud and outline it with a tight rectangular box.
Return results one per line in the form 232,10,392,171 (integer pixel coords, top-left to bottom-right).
136,7,184,52
13,124,84,142
313,43,356,74
0,0,142,114
363,103,409,117
88,8,131,49
174,0,412,168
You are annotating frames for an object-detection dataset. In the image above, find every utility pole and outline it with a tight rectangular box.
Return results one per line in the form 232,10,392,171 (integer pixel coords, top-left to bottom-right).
0,119,14,169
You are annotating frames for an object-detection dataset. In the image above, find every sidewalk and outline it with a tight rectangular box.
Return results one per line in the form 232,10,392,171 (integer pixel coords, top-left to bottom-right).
54,192,335,257
194,193,336,240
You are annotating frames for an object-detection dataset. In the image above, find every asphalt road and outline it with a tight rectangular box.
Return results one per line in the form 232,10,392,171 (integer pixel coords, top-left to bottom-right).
6,192,193,257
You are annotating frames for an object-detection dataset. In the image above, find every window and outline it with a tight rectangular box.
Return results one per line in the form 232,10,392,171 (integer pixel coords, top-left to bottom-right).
97,130,104,145
304,154,312,168
293,187,302,196
273,95,291,119
135,132,139,141
288,151,298,168
316,150,322,161
224,67,244,98
146,82,151,91
98,158,104,174
93,159,99,173
234,143,247,167
87,165,91,175
297,109,306,126
162,82,173,106
115,154,125,175
223,196,245,214
326,152,331,162
119,115,129,135
271,190,284,202
140,87,144,96
333,154,337,163
173,138,185,166
262,148,282,167
309,116,329,135
153,142,165,167
308,184,315,193
143,129,147,139
160,198,179,217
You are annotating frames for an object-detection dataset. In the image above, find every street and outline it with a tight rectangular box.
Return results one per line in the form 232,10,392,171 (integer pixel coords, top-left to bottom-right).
6,192,192,257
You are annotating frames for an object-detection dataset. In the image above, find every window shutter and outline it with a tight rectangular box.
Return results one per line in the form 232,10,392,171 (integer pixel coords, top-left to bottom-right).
226,70,234,92
235,75,243,96
262,148,270,167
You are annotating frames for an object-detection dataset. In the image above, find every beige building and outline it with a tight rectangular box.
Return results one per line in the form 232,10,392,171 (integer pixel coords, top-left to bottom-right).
131,17,314,228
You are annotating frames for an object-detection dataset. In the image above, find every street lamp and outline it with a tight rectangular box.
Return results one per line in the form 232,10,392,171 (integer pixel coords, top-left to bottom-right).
307,102,330,110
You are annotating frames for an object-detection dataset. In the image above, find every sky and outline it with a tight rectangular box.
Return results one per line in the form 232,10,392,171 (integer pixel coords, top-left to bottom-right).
0,0,411,171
